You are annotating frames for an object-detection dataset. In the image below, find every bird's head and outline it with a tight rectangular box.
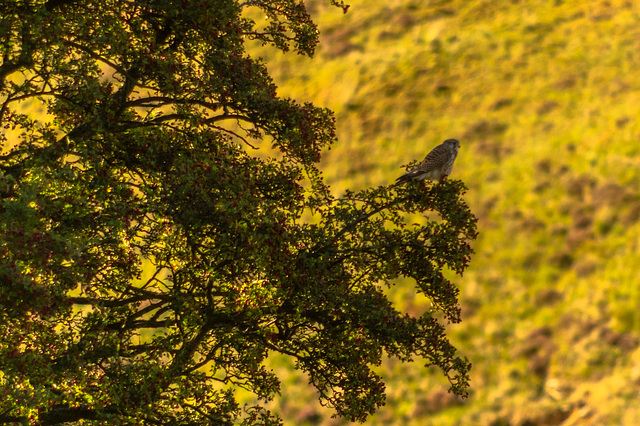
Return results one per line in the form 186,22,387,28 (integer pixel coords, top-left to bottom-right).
444,138,460,152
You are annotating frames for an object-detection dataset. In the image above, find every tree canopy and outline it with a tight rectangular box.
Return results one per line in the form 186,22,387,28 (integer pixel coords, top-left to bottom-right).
0,0,477,424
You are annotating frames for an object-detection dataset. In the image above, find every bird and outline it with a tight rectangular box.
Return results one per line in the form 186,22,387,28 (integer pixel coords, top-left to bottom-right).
393,139,460,185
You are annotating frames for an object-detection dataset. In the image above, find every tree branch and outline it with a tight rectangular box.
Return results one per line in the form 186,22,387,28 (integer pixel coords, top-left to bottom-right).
0,60,24,91
0,413,26,425
63,40,129,76
0,15,36,91
126,96,222,112
39,406,99,425
311,196,403,256
69,294,157,307
104,318,176,331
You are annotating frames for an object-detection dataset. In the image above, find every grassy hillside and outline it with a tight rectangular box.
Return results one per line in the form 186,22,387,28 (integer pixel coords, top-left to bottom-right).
249,0,640,424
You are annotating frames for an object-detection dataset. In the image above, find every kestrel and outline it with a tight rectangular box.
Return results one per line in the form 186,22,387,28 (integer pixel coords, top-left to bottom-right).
394,139,460,185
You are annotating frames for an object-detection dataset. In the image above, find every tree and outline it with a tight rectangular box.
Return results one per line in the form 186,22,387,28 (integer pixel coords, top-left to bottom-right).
0,0,477,424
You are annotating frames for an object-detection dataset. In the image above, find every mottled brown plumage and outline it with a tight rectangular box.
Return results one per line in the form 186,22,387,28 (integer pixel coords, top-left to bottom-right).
394,139,460,185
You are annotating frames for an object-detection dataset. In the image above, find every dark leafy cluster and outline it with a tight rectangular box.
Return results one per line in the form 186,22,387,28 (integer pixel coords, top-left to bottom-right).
0,0,477,424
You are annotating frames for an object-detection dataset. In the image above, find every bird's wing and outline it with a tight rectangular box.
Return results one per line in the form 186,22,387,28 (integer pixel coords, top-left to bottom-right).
418,143,449,172
394,143,450,184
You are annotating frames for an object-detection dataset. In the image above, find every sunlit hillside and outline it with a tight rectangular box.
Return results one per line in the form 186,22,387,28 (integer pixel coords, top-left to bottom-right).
248,0,640,424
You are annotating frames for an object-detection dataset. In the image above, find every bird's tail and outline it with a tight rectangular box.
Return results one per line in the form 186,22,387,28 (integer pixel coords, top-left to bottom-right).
392,169,418,187
391,176,409,187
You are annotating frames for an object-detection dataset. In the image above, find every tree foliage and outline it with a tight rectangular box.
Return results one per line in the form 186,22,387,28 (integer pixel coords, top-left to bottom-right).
0,0,477,424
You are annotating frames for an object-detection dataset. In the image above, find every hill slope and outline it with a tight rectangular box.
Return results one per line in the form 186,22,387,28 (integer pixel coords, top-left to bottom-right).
250,0,640,424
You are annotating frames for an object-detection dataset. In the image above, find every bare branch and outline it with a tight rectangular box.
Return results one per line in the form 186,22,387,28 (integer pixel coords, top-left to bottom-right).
63,40,129,76
126,96,222,112
69,295,152,307
211,125,258,149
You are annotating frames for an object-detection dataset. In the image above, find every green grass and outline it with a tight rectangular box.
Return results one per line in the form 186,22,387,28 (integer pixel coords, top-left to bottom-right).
246,0,640,423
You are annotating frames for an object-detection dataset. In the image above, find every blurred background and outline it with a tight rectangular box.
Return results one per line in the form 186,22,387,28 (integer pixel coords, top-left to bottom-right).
250,0,640,424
